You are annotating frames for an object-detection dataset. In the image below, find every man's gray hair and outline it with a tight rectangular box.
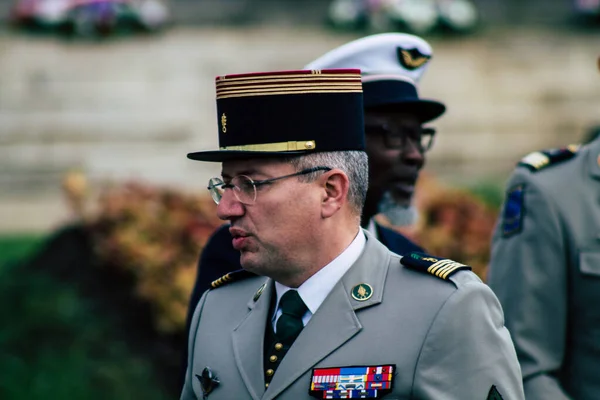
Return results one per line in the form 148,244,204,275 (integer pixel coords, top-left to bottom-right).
287,151,368,215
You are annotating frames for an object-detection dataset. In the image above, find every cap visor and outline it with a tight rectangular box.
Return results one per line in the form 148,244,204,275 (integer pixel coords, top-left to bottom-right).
187,150,308,162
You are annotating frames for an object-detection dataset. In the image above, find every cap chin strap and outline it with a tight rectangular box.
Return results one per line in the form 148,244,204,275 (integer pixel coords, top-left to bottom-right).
220,140,316,152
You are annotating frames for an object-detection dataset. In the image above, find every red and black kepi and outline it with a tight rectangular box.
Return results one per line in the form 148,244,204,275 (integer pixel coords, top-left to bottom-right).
187,69,365,162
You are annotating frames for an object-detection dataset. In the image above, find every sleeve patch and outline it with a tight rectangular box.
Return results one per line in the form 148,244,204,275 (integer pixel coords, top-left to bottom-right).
517,144,579,172
486,385,504,400
501,184,525,238
400,252,471,280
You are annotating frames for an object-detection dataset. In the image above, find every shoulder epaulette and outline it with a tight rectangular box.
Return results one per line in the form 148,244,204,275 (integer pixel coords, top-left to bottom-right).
400,252,471,280
517,144,580,172
210,269,256,289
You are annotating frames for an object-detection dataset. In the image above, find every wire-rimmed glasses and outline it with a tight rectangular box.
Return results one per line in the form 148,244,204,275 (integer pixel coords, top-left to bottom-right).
207,166,332,205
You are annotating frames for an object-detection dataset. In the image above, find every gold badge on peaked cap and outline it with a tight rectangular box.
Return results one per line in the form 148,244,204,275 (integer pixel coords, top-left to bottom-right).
397,47,431,70
351,283,373,301
254,283,266,302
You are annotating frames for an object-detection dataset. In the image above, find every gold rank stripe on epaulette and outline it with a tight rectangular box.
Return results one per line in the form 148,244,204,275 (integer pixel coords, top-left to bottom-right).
519,151,549,170
518,144,580,172
210,269,256,289
400,252,472,280
210,273,233,288
427,259,469,280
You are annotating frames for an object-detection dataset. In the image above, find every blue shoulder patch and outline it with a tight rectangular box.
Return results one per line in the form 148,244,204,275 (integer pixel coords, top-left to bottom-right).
518,144,579,172
501,184,525,238
210,269,256,289
400,252,471,280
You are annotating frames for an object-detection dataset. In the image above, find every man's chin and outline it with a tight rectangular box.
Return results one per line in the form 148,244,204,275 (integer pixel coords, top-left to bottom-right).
239,253,265,274
378,192,418,227
387,190,412,208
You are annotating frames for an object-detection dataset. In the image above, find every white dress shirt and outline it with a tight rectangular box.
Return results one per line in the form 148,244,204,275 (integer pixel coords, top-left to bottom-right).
272,229,366,332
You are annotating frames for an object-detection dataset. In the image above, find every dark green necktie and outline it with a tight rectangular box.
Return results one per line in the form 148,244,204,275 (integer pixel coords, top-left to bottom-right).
276,290,307,345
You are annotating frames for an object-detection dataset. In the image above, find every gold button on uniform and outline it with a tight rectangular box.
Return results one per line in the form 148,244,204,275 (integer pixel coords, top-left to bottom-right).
266,369,274,376
274,343,283,350
265,383,269,388
269,355,278,362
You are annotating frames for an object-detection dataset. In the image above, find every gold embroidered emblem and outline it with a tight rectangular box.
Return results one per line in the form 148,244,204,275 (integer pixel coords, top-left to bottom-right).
422,257,438,262
221,113,227,133
351,283,373,301
397,48,431,70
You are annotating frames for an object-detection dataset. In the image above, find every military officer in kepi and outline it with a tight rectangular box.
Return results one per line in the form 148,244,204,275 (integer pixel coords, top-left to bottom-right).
184,33,447,334
180,68,524,399
487,58,600,400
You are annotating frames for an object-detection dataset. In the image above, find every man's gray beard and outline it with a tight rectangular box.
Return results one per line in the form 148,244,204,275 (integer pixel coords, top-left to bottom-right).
377,191,419,227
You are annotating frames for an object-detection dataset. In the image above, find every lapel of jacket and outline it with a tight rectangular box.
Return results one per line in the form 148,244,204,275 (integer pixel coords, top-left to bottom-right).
262,230,391,400
231,277,273,400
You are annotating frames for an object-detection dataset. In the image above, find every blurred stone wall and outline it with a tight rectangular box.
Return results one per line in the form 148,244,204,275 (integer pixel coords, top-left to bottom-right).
0,24,599,233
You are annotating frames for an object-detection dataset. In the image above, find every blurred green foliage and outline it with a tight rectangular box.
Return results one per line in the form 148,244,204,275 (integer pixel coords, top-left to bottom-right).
464,180,505,211
0,234,45,269
0,235,169,400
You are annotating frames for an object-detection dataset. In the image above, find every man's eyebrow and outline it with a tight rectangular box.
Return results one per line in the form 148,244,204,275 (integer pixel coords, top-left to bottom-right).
221,168,261,179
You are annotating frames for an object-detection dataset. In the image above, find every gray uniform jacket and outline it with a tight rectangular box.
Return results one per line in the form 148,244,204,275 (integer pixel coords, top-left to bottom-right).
488,137,600,399
182,230,524,400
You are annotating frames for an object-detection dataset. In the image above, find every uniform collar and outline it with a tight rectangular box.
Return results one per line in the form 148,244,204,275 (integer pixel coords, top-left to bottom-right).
273,229,366,318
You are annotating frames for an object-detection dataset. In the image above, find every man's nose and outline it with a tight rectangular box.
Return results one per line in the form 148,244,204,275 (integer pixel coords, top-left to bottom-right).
401,139,425,167
216,189,245,221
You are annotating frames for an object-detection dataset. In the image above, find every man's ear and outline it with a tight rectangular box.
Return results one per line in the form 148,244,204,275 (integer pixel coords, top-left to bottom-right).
321,170,350,219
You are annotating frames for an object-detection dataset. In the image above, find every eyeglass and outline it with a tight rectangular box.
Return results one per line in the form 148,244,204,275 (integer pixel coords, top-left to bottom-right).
365,122,436,152
207,166,332,205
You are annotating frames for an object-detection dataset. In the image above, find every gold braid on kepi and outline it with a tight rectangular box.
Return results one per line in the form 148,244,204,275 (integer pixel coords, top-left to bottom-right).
400,252,472,280
187,69,365,162
210,269,257,289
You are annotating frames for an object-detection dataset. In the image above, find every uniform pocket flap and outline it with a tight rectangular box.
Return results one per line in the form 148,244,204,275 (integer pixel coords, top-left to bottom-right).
579,252,600,276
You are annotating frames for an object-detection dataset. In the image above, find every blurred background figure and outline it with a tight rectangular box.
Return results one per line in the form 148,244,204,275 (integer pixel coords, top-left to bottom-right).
327,0,479,35
9,0,171,38
1,1,599,399
486,58,600,400
573,0,600,24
